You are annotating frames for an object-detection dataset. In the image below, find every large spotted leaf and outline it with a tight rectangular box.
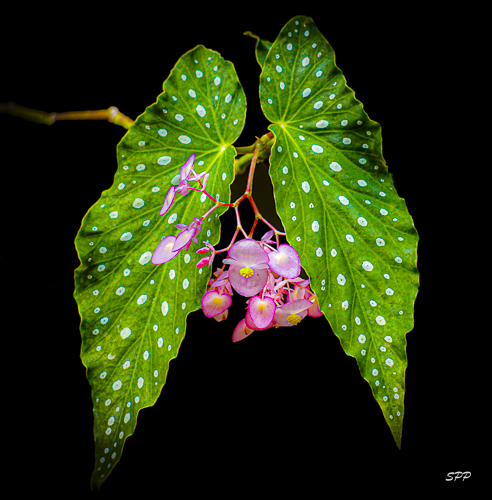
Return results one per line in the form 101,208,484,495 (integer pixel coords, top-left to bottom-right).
74,45,245,489
260,16,419,447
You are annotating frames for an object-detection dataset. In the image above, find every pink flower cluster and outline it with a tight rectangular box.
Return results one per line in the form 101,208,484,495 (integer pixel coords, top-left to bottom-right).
151,154,323,342
203,234,323,342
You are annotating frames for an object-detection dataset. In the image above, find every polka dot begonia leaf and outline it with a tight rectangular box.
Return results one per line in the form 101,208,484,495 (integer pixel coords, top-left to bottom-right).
259,16,419,447
74,45,246,489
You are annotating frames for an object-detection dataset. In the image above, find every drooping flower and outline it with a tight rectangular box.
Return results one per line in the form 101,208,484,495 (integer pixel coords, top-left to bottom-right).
244,309,274,331
272,299,313,327
151,235,180,264
307,295,323,317
267,244,301,279
176,154,195,195
189,170,209,191
213,308,229,322
208,268,228,287
285,281,323,318
201,290,232,318
247,295,276,329
172,217,202,252
222,239,270,297
232,318,254,342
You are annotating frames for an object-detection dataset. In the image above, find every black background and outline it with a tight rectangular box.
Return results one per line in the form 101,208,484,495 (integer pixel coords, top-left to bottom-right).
1,3,476,496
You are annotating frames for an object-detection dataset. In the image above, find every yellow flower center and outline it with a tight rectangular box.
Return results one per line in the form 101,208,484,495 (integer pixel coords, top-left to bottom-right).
212,297,223,305
240,267,254,278
286,313,302,325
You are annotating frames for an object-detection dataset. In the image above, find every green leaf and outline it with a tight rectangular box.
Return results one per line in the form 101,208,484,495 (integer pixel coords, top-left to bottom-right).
74,44,246,489
259,16,419,447
244,31,272,68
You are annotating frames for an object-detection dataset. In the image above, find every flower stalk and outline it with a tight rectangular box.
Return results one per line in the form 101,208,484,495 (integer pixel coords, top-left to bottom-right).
151,137,323,341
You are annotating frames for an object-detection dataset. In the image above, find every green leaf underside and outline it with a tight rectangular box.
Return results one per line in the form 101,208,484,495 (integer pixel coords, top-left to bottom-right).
74,45,246,489
260,16,419,446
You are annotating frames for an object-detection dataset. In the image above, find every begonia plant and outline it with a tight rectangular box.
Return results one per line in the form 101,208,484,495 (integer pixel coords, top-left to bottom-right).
2,15,420,489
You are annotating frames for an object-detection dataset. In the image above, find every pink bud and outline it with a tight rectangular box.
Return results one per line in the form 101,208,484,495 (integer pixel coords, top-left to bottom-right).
196,256,211,268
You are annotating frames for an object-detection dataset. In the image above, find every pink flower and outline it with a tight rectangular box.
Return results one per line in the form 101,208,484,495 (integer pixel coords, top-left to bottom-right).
151,235,180,264
267,244,301,279
232,318,254,343
172,217,202,252
201,290,232,318
307,297,323,317
158,155,195,216
247,295,276,329
222,239,270,297
176,154,195,195
285,281,323,318
272,299,313,327
244,309,274,331
213,309,229,322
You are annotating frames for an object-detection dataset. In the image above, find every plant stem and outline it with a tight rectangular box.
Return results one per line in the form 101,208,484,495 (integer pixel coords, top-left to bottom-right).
0,102,134,129
233,153,254,175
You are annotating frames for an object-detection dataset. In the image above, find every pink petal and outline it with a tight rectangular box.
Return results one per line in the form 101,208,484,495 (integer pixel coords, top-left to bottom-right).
280,298,313,315
228,238,269,267
201,290,232,318
245,309,274,331
189,170,207,181
213,309,229,322
248,295,276,329
180,154,195,180
173,227,195,252
308,300,323,317
192,218,202,239
159,186,176,216
228,265,269,297
178,179,189,195
273,299,313,326
202,173,209,190
151,235,180,264
268,244,301,279
232,318,254,342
